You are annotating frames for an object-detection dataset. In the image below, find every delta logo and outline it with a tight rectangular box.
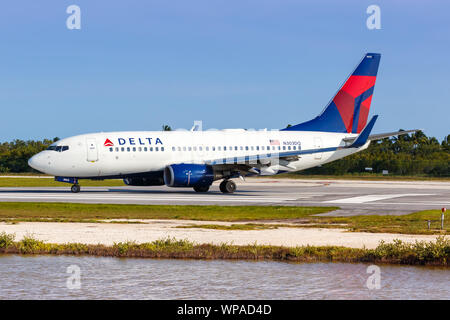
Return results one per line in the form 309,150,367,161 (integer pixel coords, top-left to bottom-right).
103,137,163,147
104,139,114,147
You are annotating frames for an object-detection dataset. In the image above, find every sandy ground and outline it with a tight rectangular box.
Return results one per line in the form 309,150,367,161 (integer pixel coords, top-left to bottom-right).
0,220,440,249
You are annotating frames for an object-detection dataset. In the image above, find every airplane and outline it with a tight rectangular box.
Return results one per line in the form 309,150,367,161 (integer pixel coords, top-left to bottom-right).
28,53,418,194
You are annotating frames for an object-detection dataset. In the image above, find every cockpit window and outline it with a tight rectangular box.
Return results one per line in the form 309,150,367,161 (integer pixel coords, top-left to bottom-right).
47,145,69,152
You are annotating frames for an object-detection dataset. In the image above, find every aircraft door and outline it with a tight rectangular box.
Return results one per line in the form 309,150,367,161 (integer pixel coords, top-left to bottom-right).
314,137,322,160
86,138,98,162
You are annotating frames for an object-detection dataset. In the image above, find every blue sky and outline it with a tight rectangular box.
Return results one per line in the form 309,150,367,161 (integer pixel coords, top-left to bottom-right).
0,0,449,141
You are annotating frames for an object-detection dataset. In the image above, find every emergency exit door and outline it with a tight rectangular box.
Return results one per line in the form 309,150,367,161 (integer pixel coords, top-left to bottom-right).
86,138,98,162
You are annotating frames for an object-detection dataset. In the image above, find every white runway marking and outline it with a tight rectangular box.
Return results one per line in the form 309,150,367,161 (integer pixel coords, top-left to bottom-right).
324,194,433,204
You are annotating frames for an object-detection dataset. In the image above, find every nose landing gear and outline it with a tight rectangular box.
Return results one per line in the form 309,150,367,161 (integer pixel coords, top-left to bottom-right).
219,179,236,194
71,184,81,193
55,177,81,193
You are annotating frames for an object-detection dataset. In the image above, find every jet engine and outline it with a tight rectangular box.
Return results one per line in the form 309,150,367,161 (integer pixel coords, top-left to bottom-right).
164,164,214,187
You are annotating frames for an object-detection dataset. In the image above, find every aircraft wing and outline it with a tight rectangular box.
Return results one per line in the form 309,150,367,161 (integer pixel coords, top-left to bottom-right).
368,129,420,141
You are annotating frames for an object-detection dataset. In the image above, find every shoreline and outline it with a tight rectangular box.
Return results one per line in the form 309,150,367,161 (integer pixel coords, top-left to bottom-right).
0,232,448,267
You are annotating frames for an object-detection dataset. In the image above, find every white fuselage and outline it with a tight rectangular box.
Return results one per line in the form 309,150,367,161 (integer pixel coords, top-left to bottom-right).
28,129,367,179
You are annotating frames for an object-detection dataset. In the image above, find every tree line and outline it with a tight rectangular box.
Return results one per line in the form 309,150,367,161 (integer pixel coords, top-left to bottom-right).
0,138,59,173
299,131,450,177
0,131,448,176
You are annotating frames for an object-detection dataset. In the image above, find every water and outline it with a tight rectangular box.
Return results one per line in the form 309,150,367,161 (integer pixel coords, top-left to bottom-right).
0,255,448,299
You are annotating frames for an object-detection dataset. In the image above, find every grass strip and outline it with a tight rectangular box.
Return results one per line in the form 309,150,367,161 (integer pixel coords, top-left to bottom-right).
306,210,449,235
0,202,336,221
0,233,448,266
0,202,447,234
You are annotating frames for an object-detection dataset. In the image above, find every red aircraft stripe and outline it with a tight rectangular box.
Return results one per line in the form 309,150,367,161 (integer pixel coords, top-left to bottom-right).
341,75,376,98
333,90,354,133
357,95,372,133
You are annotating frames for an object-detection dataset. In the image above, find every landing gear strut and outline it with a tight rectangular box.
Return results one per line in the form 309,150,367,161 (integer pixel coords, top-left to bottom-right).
219,179,236,194
193,185,210,193
71,184,81,193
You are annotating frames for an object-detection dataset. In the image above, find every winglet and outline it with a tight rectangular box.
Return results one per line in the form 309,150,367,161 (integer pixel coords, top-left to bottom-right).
348,115,378,148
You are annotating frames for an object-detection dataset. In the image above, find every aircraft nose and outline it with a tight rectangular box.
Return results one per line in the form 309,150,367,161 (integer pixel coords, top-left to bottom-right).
28,153,46,172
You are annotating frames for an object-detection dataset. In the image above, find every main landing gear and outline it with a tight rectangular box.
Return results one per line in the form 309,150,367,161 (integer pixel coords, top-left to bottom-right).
192,180,237,193
219,179,236,194
71,184,81,193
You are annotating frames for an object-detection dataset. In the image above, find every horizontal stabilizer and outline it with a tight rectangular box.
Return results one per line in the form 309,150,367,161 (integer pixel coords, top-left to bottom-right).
348,115,378,148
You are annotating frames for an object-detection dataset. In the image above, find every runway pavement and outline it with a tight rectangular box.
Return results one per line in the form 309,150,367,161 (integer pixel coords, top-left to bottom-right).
0,178,449,216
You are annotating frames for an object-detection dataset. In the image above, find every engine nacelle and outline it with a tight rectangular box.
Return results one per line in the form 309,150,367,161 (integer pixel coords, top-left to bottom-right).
123,176,164,186
164,164,214,187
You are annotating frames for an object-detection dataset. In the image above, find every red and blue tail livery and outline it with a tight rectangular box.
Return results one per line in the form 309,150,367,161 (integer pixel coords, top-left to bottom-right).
283,53,381,133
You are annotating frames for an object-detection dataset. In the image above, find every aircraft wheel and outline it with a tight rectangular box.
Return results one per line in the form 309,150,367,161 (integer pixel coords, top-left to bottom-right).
71,184,81,193
193,185,210,193
220,180,236,194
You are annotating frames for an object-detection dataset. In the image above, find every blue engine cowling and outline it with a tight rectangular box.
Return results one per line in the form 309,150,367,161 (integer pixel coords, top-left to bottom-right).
164,164,214,187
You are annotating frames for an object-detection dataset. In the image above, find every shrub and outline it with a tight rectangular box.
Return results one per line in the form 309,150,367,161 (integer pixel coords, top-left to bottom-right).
0,232,15,248
18,234,47,253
